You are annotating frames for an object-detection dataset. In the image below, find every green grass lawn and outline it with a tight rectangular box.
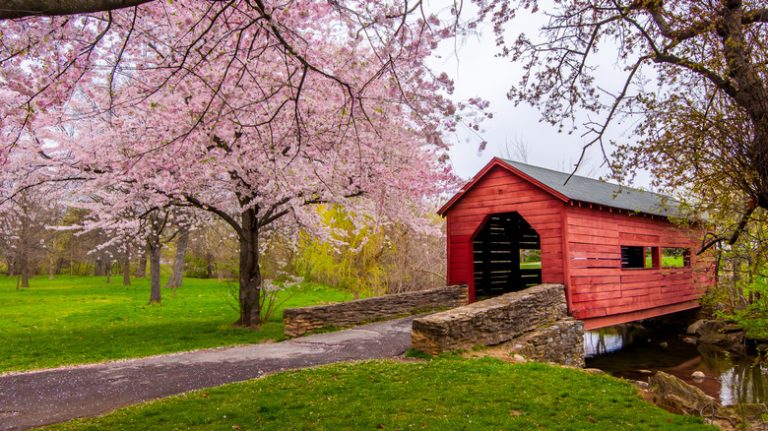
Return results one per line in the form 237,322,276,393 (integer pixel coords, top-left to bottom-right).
39,358,715,431
662,255,685,267
0,275,352,373
520,261,542,269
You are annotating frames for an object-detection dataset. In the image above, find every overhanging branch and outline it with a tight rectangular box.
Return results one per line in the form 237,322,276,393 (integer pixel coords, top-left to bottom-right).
0,0,155,19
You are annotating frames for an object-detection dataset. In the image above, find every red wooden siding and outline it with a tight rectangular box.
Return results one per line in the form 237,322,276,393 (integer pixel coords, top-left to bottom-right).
446,166,565,300
564,205,714,328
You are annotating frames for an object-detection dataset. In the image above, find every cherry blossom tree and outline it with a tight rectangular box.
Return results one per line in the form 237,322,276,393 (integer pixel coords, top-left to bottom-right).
0,1,482,160
1,1,470,326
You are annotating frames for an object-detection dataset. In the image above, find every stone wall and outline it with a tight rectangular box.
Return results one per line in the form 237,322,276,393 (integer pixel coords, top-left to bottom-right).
283,285,468,337
411,284,584,366
411,284,568,353
503,318,585,367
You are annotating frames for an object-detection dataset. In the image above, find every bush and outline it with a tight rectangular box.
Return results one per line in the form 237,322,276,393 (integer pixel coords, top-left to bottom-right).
726,275,768,340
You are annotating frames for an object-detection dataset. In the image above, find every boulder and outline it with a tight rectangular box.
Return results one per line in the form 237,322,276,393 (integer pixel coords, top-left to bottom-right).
511,354,527,363
687,319,745,350
687,319,723,336
649,372,716,416
681,336,697,345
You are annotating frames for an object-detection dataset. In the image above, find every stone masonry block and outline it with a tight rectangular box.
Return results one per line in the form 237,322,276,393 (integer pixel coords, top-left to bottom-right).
505,318,585,367
411,284,568,355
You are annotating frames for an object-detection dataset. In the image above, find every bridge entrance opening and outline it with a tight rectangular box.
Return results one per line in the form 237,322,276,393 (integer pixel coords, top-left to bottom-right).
472,212,542,299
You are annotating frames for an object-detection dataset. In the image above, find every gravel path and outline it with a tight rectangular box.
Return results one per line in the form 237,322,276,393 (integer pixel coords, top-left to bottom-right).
0,317,414,431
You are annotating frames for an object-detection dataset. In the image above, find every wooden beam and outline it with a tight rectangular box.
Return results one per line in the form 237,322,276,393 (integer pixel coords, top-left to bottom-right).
581,300,700,330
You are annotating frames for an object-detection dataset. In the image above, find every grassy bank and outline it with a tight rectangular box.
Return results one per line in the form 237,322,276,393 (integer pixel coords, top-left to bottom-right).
40,357,714,431
0,275,352,372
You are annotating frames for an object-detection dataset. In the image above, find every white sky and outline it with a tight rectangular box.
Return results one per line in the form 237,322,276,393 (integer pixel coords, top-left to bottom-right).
431,1,654,188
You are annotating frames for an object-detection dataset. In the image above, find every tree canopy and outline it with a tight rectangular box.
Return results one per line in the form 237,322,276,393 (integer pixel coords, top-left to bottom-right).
473,0,768,248
0,0,476,325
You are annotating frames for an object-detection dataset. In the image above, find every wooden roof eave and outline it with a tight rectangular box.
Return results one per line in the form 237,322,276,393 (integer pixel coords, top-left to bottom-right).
567,199,699,223
438,157,570,216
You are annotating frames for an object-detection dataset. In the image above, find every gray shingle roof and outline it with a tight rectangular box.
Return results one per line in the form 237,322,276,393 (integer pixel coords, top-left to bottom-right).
501,159,682,218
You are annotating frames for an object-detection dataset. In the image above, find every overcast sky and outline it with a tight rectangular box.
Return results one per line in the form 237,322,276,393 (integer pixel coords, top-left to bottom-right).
432,1,654,188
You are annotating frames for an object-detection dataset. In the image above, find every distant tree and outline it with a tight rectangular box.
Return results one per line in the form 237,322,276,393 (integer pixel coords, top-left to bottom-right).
61,188,176,303
294,205,447,297
165,227,189,290
134,248,147,278
0,190,60,287
120,237,131,286
165,210,196,292
186,221,238,279
54,208,100,276
379,221,447,294
475,0,768,247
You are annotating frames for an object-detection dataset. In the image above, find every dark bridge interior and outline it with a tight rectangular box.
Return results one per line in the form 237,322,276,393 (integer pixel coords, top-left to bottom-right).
473,212,542,299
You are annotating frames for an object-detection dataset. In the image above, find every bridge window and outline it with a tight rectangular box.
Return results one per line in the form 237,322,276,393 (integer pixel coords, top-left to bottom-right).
661,247,691,268
621,246,659,269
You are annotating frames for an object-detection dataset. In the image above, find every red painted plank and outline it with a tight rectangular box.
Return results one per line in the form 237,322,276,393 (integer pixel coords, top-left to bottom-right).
569,267,623,276
567,233,620,245
452,199,563,214
571,289,623,302
618,232,661,244
568,225,620,238
570,275,622,286
569,243,620,254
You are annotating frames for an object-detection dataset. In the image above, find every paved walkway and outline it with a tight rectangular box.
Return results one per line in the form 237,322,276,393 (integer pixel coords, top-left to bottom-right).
0,318,414,431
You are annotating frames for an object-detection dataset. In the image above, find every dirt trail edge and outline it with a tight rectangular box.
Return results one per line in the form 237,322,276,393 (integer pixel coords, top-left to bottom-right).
0,317,414,431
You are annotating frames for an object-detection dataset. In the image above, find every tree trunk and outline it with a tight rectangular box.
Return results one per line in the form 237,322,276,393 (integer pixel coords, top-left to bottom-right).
94,257,105,276
165,226,189,289
105,259,112,284
135,249,147,277
122,243,131,286
205,251,214,279
148,242,162,304
17,209,30,288
720,3,768,213
146,211,166,304
237,208,261,327
19,248,29,288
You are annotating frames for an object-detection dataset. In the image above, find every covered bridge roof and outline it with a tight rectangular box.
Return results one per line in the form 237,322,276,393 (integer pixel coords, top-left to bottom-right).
439,158,683,218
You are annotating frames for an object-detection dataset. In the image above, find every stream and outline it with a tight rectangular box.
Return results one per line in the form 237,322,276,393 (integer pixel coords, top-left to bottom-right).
584,325,768,406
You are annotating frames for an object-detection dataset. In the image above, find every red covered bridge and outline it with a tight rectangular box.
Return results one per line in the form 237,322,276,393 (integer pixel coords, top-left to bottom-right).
440,158,715,330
